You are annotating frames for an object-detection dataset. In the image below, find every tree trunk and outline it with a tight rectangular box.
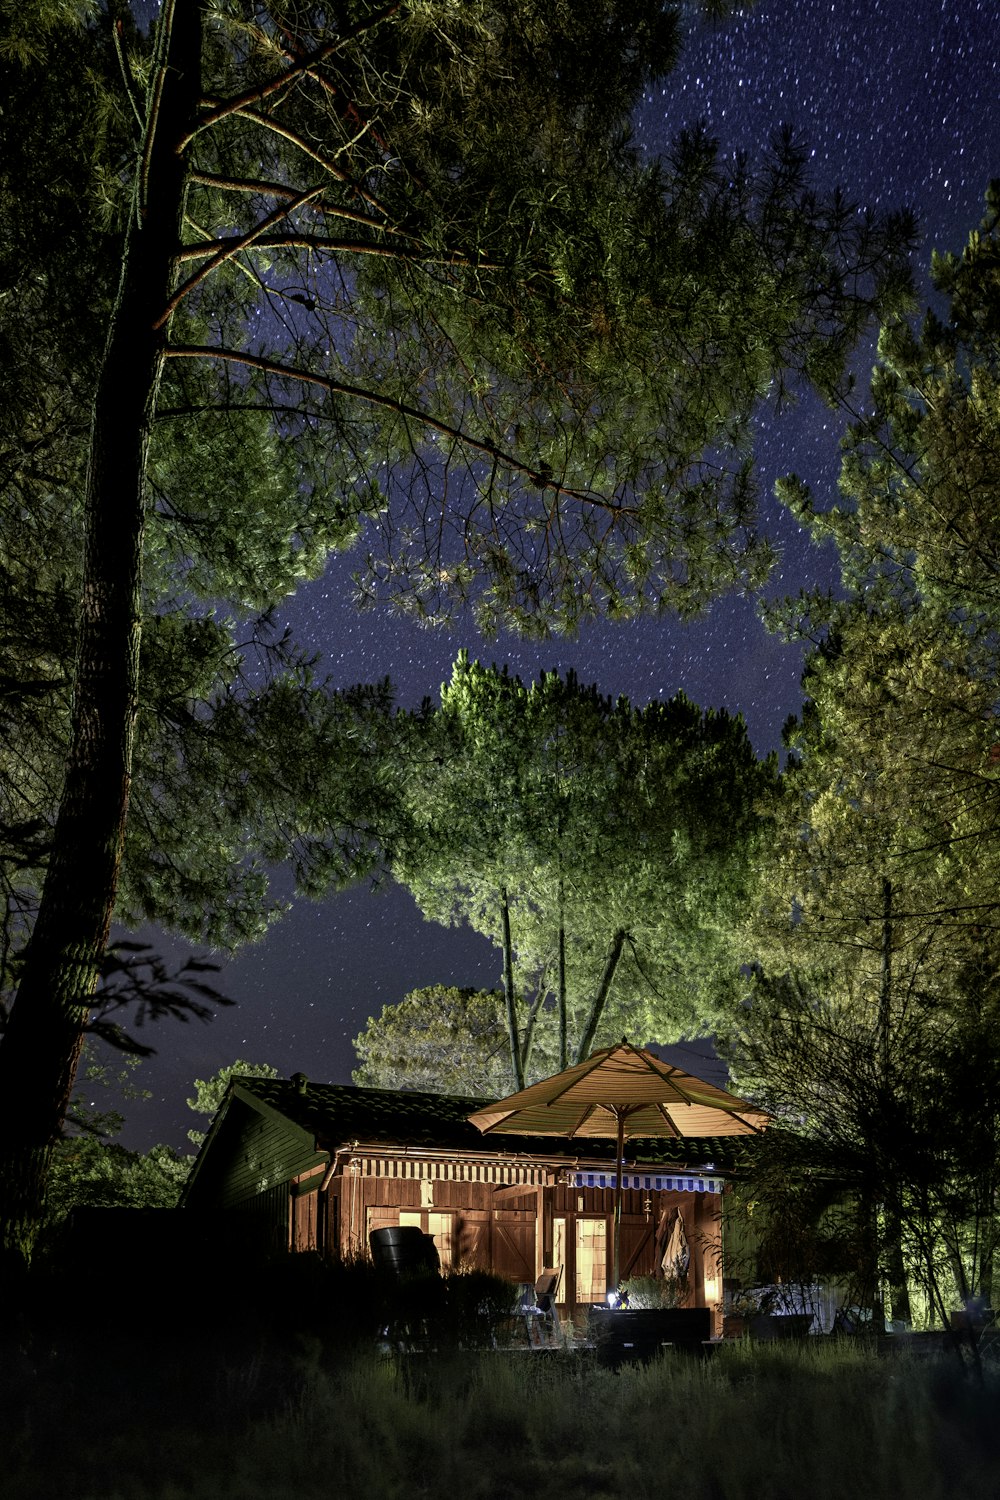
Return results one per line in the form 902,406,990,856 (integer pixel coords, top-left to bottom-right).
883,1195,913,1325
0,0,202,1263
519,986,547,1078
557,876,567,1071
876,878,912,1322
877,875,892,1078
574,927,627,1063
500,885,524,1090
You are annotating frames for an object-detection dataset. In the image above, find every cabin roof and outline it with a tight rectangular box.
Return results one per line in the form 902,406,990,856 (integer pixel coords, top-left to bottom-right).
226,1075,750,1169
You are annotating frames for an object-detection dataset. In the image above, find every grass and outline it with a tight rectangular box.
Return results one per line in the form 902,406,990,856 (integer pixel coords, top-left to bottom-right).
4,1325,1000,1500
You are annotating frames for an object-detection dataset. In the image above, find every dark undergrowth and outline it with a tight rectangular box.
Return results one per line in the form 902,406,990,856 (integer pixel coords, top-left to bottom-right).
4,1262,1000,1500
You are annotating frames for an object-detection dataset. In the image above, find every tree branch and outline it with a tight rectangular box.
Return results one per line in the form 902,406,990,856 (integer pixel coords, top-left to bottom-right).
187,172,415,239
164,344,624,511
157,185,325,327
174,233,501,273
574,927,628,1063
181,1,403,150
226,107,393,219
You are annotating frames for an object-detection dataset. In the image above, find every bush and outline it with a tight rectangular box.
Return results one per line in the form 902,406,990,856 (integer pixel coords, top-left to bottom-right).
5,1335,1000,1500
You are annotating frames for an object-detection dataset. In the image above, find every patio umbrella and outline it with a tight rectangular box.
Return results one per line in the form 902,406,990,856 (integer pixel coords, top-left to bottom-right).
468,1038,769,1293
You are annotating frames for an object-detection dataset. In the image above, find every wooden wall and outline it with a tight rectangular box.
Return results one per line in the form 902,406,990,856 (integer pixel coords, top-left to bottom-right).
186,1103,723,1327
322,1168,722,1321
185,1095,326,1217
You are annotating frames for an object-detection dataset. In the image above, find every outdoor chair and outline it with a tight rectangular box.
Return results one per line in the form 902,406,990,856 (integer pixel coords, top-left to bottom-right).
520,1267,563,1348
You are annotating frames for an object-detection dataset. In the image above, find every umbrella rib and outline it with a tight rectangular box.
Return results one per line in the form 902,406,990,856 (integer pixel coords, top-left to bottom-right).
565,1102,602,1135
651,1102,682,1138
728,1110,769,1135
628,1044,702,1104
539,1047,617,1108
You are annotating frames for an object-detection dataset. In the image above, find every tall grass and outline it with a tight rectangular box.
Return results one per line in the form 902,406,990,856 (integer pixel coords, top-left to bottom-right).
4,1333,1000,1500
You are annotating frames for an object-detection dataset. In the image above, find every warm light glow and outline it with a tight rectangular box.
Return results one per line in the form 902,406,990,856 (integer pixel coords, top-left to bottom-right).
704,1274,720,1303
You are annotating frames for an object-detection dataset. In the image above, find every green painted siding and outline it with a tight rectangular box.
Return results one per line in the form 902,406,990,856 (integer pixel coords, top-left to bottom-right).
185,1095,327,1211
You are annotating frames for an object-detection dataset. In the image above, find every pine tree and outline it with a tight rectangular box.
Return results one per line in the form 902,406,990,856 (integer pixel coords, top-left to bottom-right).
761,185,1000,978
0,0,913,1259
736,189,1000,1325
352,987,511,1095
392,655,776,1078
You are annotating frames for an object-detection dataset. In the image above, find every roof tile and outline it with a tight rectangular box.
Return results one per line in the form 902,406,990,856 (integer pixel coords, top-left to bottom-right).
234,1076,751,1169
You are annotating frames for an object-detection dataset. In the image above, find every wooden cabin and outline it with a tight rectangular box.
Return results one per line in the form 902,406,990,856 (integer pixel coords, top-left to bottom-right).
182,1072,736,1330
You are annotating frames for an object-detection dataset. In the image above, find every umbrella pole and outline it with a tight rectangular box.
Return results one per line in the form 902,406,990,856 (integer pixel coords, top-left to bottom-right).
612,1110,625,1296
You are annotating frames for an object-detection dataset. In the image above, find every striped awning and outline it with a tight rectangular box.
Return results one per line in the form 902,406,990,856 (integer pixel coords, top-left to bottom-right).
565,1169,723,1194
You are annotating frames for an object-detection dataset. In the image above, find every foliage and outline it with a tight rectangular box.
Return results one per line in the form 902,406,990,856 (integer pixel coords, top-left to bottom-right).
392,654,777,1082
0,0,913,1256
35,1053,284,1241
437,1267,518,1350
619,1272,687,1310
738,190,1000,1329
0,0,403,1016
40,1049,190,1235
352,986,510,1095
726,954,1000,1334
81,941,231,1056
763,182,1000,965
187,1057,280,1146
5,1334,1000,1499
45,1136,189,1223
40,1052,283,1232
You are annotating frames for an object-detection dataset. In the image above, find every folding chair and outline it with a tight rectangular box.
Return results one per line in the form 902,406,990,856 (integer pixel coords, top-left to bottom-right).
525,1266,563,1347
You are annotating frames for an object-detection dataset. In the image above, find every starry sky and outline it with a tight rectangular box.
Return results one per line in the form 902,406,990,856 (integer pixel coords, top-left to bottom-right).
111,0,1000,1150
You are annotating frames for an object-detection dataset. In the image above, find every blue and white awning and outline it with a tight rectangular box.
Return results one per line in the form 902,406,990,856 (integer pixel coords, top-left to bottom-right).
565,1170,723,1194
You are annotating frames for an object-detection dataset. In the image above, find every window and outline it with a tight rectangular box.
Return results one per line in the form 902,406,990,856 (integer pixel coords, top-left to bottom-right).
366,1207,453,1269
575,1218,608,1303
400,1210,453,1270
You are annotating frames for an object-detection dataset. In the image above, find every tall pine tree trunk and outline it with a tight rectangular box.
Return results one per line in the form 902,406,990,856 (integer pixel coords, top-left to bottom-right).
877,876,912,1323
574,927,627,1063
499,885,524,1090
0,0,202,1263
557,874,567,1071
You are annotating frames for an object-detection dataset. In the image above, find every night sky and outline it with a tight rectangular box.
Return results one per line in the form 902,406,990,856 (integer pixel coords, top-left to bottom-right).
110,0,1000,1150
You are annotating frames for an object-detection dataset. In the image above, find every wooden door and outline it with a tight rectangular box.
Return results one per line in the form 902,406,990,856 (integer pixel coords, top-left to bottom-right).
619,1218,655,1281
492,1212,535,1282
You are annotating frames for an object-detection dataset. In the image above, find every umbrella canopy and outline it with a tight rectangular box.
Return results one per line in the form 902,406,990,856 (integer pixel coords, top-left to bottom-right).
469,1039,769,1140
468,1038,769,1293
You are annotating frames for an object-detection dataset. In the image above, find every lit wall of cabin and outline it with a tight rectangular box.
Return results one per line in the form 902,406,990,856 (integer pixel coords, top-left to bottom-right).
311,1165,721,1325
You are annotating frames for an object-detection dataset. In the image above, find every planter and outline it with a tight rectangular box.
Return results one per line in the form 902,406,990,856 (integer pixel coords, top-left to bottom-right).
589,1306,712,1365
369,1226,440,1277
749,1312,813,1340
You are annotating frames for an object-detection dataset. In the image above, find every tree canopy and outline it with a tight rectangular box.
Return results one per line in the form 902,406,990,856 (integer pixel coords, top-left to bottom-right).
0,0,913,1260
732,188,1000,1328
352,986,510,1095
186,1057,280,1146
391,654,776,1085
755,185,1000,991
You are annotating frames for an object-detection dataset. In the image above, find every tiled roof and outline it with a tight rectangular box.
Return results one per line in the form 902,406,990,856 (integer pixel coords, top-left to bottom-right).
233,1075,753,1171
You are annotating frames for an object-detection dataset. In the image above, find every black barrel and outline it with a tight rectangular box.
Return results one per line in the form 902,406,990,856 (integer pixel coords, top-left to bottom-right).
369,1225,440,1277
